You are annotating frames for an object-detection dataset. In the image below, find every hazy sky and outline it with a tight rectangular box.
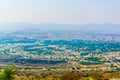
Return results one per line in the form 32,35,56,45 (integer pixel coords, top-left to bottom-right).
0,0,120,24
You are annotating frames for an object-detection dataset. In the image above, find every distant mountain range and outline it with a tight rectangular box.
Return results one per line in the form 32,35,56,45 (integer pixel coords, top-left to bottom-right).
0,23,120,34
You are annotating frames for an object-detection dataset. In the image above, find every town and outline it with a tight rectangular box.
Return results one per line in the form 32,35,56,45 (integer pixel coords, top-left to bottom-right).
0,31,120,72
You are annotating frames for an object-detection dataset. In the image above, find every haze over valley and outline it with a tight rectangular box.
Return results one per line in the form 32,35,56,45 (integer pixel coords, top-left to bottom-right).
0,0,120,80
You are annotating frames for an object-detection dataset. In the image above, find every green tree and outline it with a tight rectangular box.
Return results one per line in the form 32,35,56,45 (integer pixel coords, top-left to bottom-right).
0,65,16,80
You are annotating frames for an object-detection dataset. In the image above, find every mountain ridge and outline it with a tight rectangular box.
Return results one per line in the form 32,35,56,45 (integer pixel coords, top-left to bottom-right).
0,23,120,34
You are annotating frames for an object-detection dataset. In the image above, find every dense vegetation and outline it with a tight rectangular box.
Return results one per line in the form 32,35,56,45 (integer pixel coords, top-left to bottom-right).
0,65,16,80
